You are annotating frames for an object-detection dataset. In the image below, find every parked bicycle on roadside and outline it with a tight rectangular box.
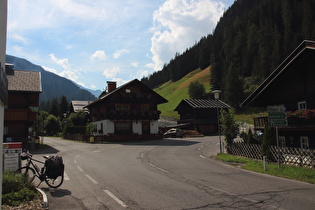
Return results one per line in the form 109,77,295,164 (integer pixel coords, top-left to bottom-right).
17,151,64,188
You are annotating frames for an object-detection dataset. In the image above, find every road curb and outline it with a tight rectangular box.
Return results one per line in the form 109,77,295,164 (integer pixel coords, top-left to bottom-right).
36,188,49,209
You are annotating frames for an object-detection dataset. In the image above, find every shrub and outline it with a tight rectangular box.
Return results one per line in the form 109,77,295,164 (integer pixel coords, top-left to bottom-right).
2,171,39,206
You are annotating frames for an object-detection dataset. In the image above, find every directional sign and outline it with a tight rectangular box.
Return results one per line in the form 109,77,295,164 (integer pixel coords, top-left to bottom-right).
267,105,286,112
268,111,287,127
268,112,287,119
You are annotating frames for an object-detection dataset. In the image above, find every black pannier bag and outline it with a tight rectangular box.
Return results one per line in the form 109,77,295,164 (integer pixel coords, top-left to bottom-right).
45,156,64,179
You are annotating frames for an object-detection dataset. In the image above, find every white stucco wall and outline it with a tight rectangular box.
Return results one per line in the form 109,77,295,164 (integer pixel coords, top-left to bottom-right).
93,120,115,135
133,121,142,134
151,121,159,134
93,120,160,135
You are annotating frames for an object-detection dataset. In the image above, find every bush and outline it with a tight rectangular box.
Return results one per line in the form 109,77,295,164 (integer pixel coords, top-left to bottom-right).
2,171,39,206
63,126,87,135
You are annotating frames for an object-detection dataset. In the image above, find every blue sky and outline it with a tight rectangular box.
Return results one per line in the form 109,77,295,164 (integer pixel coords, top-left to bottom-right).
7,0,234,91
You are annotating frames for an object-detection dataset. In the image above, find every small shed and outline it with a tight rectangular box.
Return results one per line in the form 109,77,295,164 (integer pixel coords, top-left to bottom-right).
174,99,231,135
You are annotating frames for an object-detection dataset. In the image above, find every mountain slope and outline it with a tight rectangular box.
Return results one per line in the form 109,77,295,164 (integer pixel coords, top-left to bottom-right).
143,0,315,108
154,67,210,119
6,55,97,102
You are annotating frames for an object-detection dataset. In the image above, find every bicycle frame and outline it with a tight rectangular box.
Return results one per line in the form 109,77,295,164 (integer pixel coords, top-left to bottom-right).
23,155,45,180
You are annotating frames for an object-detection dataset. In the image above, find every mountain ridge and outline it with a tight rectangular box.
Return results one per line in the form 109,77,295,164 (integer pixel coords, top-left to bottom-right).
5,55,98,103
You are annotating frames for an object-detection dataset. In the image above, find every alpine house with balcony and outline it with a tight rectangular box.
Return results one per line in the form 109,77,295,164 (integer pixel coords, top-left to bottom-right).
241,40,315,149
85,79,168,140
4,65,42,147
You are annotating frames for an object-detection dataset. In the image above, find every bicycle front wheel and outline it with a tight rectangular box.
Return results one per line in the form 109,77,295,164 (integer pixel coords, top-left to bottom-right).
45,175,64,188
17,166,36,183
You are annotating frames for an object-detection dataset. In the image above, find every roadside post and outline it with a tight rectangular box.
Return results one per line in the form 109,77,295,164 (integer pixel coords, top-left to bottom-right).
267,105,287,169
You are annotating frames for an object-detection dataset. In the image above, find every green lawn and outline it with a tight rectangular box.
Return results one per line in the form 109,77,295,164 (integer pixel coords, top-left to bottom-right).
216,153,315,184
155,67,211,119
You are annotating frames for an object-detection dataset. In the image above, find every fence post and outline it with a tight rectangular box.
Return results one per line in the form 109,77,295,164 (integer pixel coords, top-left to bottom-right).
263,156,268,171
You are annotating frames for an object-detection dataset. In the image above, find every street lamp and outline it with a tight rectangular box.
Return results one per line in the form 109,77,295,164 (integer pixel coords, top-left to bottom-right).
212,90,222,153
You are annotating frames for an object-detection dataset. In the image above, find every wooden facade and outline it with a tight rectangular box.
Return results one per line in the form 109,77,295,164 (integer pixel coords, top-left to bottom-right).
175,99,231,135
85,79,167,140
242,40,315,149
4,68,41,146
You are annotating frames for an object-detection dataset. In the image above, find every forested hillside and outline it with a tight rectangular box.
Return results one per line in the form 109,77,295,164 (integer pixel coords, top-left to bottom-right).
141,0,315,108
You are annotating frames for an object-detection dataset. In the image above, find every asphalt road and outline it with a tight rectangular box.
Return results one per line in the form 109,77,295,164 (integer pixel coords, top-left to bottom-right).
32,136,315,210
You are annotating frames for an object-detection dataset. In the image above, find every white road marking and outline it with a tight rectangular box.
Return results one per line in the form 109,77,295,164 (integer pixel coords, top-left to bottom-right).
199,155,207,159
104,190,128,208
149,163,169,173
77,165,84,172
85,174,98,184
64,171,70,180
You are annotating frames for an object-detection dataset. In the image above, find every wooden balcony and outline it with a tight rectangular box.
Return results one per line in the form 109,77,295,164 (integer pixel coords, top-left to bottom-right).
253,116,315,130
253,116,268,130
107,110,160,121
4,109,38,122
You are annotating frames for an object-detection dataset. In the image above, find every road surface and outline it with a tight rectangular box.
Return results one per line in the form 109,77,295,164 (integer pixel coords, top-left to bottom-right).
32,136,315,210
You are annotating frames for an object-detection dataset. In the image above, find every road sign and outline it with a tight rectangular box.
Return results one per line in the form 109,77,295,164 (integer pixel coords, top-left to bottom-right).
268,105,287,127
267,105,286,112
268,112,287,127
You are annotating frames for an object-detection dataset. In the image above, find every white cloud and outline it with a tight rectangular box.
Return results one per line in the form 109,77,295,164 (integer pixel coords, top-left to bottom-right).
150,0,225,70
113,49,129,59
137,70,149,78
102,67,120,78
131,62,139,67
42,66,57,74
91,50,107,61
59,70,78,82
49,54,70,70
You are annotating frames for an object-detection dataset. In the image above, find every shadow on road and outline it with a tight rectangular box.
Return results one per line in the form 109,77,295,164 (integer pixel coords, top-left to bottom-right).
116,139,200,146
30,144,60,155
43,188,72,198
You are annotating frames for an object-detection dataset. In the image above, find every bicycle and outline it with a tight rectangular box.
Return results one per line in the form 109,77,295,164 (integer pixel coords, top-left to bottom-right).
17,151,64,188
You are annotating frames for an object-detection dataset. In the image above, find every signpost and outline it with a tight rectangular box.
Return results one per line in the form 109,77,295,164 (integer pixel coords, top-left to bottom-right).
267,106,287,127
267,105,287,168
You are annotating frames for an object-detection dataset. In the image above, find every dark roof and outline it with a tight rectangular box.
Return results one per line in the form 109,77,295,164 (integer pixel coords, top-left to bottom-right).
86,79,167,108
174,99,231,111
6,70,42,92
241,40,315,107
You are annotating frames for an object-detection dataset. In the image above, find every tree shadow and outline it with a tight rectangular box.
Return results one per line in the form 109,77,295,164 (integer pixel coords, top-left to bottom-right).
42,187,72,198
116,138,200,146
30,144,60,155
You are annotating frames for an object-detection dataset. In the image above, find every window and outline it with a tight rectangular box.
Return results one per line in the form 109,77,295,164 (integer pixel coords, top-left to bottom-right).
279,136,286,147
300,136,309,150
141,104,149,111
115,122,132,134
298,101,307,110
125,89,131,93
115,104,130,111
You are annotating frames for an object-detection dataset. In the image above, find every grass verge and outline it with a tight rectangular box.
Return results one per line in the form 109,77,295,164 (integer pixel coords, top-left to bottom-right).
215,153,315,184
2,171,41,207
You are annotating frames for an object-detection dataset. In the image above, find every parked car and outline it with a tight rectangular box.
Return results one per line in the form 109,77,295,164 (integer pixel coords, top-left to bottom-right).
163,128,183,138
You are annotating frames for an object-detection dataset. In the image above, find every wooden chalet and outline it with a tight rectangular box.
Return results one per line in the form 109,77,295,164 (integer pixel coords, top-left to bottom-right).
70,100,90,113
4,66,42,147
174,99,231,135
85,80,168,141
241,40,315,149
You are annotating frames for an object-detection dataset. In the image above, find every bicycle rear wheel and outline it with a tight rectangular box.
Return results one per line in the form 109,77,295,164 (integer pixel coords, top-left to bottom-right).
17,166,36,183
45,175,64,188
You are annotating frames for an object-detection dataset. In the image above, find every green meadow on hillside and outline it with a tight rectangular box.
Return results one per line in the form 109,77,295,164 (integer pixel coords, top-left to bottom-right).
154,67,211,119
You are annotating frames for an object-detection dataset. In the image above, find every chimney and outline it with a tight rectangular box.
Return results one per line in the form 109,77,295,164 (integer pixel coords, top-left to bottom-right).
107,81,117,93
